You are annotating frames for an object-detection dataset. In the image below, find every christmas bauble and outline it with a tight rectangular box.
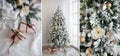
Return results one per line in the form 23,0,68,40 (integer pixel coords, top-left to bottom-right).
86,48,93,56
106,2,111,8
80,36,85,43
16,0,23,6
20,6,30,16
104,52,107,56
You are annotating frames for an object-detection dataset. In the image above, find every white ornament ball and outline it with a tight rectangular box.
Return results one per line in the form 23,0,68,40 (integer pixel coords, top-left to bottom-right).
104,52,107,56
20,6,30,17
87,33,91,37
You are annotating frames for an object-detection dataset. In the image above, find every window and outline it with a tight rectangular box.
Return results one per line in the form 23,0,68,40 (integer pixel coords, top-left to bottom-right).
69,0,80,47
60,0,79,47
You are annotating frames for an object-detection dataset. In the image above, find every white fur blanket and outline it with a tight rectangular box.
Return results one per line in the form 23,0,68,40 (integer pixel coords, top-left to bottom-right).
0,29,42,56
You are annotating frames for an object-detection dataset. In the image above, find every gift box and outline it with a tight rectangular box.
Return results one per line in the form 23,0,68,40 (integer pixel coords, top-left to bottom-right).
9,29,25,44
18,19,37,34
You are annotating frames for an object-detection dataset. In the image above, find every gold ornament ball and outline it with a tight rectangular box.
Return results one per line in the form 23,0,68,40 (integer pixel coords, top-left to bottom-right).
104,52,107,56
80,36,85,43
16,0,23,6
106,2,111,8
86,48,93,56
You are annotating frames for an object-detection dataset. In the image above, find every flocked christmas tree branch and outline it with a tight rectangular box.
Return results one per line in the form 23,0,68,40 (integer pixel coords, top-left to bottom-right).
80,0,120,56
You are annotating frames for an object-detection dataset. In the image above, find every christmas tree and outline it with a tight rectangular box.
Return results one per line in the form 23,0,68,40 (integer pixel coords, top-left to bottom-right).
49,7,69,48
80,0,120,56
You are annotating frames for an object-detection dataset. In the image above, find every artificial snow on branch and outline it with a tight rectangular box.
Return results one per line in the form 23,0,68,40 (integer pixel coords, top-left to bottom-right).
80,0,120,56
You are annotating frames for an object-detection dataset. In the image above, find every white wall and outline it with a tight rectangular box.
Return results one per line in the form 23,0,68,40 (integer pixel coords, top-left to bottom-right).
42,0,70,46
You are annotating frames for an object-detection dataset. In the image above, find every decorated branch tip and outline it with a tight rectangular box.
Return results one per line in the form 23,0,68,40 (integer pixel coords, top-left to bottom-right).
17,0,40,33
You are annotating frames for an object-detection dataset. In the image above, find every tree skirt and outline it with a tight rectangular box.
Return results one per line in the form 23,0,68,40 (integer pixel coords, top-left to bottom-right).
43,47,79,56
